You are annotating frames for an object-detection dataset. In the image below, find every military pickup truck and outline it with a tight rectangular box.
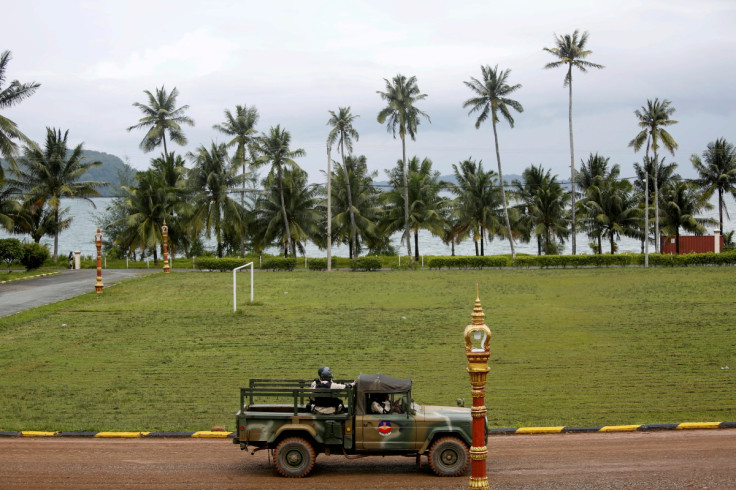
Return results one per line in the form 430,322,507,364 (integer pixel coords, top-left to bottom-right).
234,373,480,478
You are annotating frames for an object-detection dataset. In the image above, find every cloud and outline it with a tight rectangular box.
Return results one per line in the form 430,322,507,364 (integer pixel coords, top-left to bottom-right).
85,29,236,81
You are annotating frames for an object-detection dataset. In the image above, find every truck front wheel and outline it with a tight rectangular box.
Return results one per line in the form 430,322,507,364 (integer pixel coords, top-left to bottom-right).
274,437,316,478
428,437,469,477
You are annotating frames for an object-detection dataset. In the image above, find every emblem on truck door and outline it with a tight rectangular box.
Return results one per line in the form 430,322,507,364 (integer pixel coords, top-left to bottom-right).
378,420,392,436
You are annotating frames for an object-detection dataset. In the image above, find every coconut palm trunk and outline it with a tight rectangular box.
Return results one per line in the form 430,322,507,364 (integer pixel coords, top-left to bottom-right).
339,141,357,258
326,144,332,270
401,134,412,259
491,117,516,259
277,167,291,256
567,65,577,255
653,149,660,253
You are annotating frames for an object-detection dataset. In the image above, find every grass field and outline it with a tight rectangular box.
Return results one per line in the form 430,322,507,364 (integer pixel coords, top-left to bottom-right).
1,267,735,432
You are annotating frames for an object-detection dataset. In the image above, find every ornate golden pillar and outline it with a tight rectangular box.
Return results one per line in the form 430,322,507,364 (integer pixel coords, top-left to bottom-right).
464,288,491,489
94,227,104,293
162,220,170,274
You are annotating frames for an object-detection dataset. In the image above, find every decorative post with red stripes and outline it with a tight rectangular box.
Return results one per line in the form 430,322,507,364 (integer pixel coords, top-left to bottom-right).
162,220,170,274
464,288,491,489
94,227,104,293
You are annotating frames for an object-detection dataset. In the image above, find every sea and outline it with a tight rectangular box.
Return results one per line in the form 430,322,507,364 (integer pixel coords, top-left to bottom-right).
1,196,733,260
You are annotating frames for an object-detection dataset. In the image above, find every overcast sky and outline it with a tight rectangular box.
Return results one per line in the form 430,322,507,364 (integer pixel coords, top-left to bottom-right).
4,0,735,183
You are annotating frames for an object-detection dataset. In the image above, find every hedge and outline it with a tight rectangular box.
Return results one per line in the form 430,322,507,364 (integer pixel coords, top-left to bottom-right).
427,251,736,269
193,257,257,271
261,257,296,271
307,258,327,271
350,257,382,271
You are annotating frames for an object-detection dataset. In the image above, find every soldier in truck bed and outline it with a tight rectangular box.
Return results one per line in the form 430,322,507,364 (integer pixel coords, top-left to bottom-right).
308,367,354,415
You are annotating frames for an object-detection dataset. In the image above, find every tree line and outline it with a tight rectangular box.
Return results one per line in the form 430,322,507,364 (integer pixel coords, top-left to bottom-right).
2,32,736,264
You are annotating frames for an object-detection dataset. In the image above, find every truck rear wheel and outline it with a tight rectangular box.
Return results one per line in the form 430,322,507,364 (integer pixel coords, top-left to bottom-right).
428,436,469,477
274,437,316,478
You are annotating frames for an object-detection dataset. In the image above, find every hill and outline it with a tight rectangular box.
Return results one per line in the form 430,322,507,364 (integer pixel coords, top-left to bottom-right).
1,150,135,197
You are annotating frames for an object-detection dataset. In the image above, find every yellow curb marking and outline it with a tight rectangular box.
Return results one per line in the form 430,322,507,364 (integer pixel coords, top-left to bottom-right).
677,422,721,430
600,425,640,432
192,431,231,438
21,431,57,437
515,426,564,434
94,432,150,438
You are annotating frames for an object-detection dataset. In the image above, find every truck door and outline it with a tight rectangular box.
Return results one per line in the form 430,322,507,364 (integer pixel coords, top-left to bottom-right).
357,393,419,451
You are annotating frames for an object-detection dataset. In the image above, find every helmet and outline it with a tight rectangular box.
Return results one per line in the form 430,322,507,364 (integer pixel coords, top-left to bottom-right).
318,366,333,380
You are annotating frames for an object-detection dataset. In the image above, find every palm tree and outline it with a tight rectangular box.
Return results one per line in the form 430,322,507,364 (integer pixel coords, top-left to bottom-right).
446,158,504,256
115,169,170,263
252,126,306,257
327,107,360,258
127,85,194,159
212,105,259,207
13,200,72,244
255,167,321,256
13,128,103,261
187,143,245,257
582,179,641,254
576,154,620,253
0,50,40,179
660,179,715,254
513,164,569,255
381,157,447,260
544,30,604,255
327,155,381,258
633,156,679,254
463,64,523,259
377,74,430,260
0,177,20,231
629,98,678,254
691,138,736,234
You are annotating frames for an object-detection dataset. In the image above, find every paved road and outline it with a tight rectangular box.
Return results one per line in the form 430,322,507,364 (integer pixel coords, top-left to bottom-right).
2,430,736,488
0,269,157,318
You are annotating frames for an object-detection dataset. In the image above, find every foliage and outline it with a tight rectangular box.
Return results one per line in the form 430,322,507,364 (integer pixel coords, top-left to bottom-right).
307,258,327,271
349,257,381,271
20,241,49,270
463,64,523,258
543,30,605,255
428,256,509,269
0,50,40,175
0,237,23,270
194,256,257,271
691,138,736,234
127,85,194,158
261,257,296,271
252,125,306,257
377,74,431,259
11,128,104,261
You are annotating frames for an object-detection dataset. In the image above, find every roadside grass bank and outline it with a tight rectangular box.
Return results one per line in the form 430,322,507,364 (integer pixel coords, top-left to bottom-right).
0,268,734,432
1,269,61,283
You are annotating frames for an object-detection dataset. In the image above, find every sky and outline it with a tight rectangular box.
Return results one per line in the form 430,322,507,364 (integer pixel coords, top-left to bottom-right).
4,0,735,184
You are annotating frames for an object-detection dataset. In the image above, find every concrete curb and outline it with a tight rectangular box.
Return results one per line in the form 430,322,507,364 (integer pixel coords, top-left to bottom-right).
3,422,736,438
488,421,736,435
0,271,61,284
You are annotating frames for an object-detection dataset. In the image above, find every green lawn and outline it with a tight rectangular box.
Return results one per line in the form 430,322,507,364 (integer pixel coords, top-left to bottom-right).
1,268,734,432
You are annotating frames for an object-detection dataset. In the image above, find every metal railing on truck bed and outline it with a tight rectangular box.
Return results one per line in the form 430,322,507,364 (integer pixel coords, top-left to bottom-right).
240,379,354,416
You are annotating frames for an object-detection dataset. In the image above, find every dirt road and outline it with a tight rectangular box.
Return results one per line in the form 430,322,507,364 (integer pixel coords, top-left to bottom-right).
2,430,735,489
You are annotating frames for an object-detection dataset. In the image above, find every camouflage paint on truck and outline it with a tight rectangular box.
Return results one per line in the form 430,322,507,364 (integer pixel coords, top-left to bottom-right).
234,374,479,477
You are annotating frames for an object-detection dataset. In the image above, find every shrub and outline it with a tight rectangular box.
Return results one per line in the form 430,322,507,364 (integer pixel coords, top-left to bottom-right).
261,257,296,271
21,242,50,271
307,258,327,271
0,238,24,271
350,257,381,271
193,257,256,271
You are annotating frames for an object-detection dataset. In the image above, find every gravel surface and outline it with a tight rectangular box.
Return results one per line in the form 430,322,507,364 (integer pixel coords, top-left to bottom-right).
2,430,736,488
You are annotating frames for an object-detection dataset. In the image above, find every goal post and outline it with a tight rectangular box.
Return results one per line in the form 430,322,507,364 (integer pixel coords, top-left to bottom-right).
233,262,254,312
